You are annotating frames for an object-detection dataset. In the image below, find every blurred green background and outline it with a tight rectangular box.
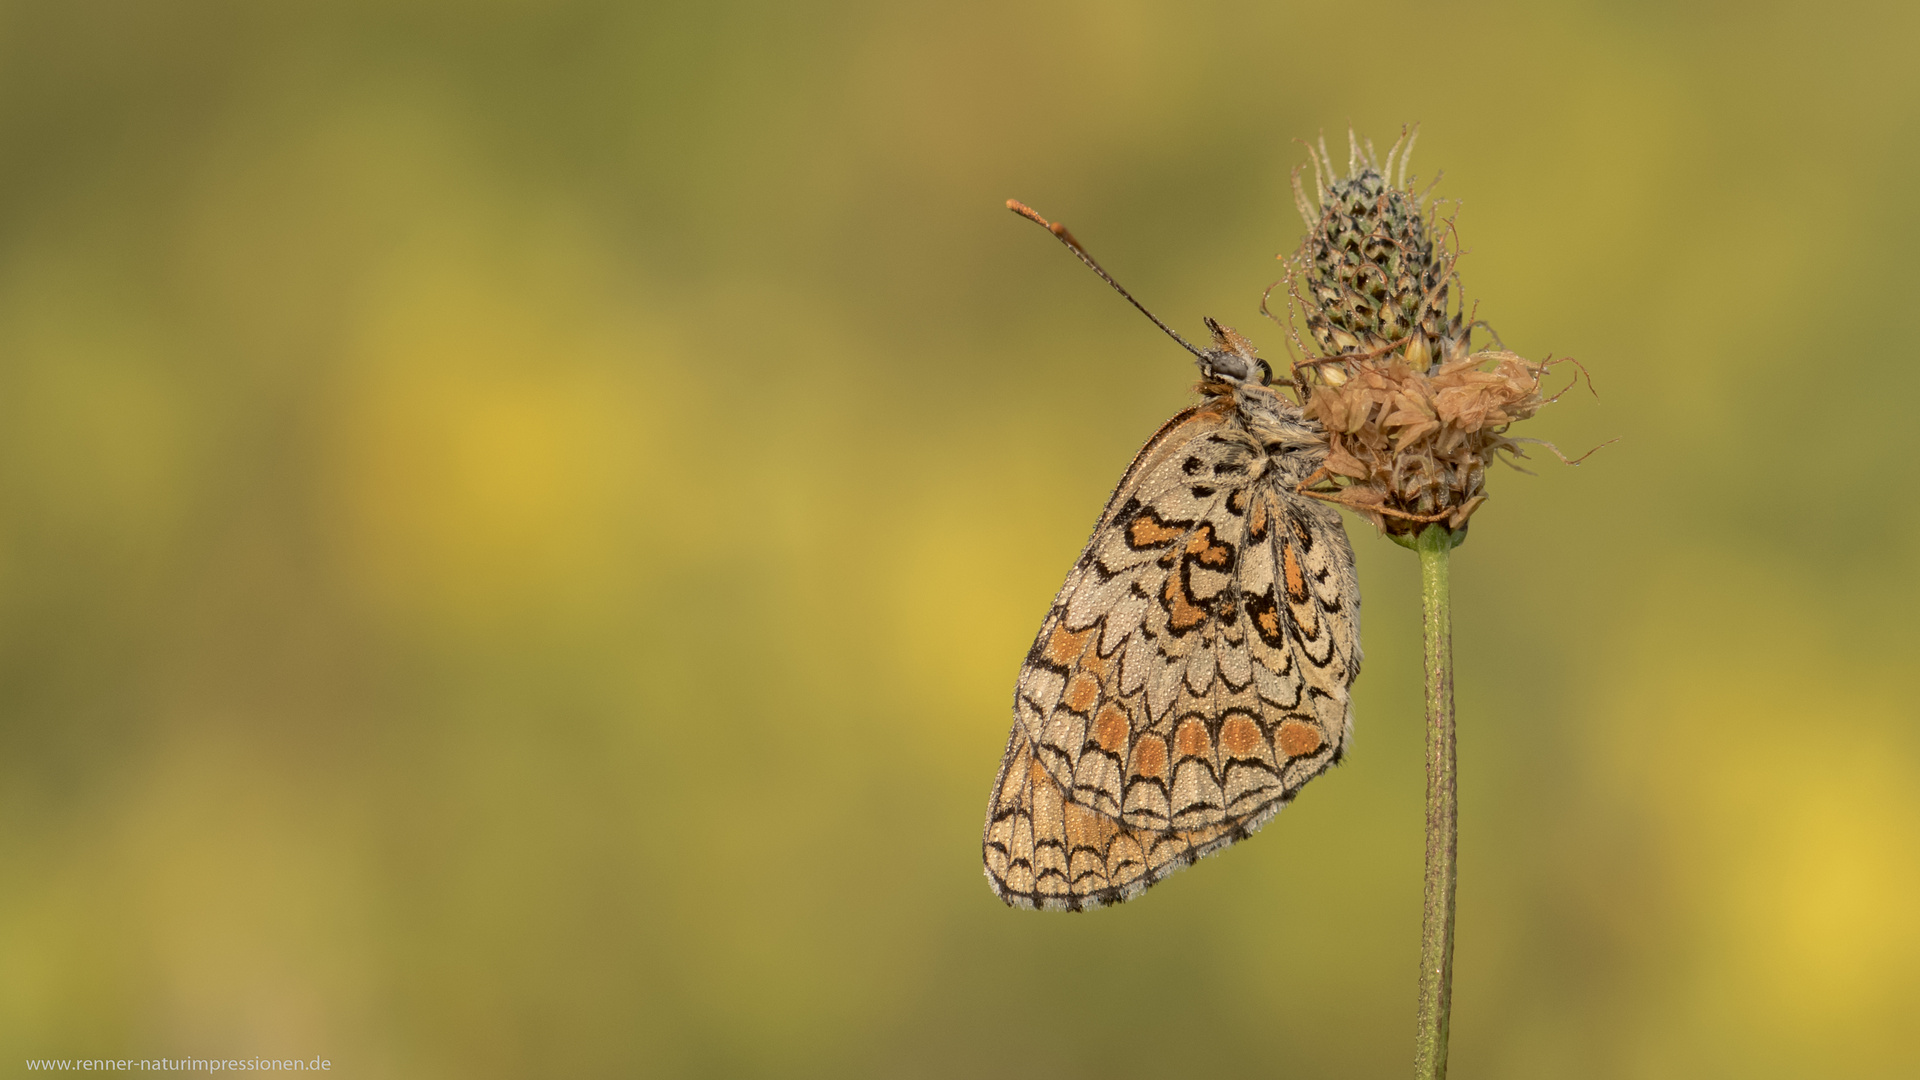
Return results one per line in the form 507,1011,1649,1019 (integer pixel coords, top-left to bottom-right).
3,1,1918,1076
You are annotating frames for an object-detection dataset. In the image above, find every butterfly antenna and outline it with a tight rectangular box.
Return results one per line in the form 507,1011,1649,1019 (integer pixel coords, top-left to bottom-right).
1006,199,1204,359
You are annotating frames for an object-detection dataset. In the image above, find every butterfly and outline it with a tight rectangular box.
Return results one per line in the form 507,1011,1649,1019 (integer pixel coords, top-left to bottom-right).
983,202,1363,911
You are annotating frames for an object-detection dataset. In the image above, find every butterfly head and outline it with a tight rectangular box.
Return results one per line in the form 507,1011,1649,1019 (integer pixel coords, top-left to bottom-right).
1196,317,1273,388
1192,318,1329,481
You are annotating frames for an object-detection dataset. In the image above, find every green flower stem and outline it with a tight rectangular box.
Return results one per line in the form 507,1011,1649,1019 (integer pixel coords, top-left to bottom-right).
1413,523,1458,1080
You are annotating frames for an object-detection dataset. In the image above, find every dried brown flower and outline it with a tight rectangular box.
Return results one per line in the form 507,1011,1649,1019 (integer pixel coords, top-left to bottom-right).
1271,128,1583,538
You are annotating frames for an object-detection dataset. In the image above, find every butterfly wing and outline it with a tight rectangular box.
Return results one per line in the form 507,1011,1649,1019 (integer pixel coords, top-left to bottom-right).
984,725,1244,909
984,399,1361,909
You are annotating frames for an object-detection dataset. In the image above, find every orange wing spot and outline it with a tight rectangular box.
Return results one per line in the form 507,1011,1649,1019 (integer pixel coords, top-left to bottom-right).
1248,499,1269,539
1063,673,1100,714
1277,721,1324,758
1220,715,1263,759
1063,801,1120,847
1282,543,1308,603
1258,608,1281,637
1093,705,1129,753
1163,575,1209,631
1131,735,1169,780
1128,512,1185,548
1043,623,1093,667
1186,525,1232,568
1079,648,1111,680
1173,718,1211,760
